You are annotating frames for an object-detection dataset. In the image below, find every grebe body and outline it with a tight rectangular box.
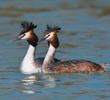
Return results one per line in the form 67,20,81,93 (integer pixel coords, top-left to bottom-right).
45,59,106,73
40,25,106,73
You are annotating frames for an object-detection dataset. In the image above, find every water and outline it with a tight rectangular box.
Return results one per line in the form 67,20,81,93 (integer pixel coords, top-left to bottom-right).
0,0,110,100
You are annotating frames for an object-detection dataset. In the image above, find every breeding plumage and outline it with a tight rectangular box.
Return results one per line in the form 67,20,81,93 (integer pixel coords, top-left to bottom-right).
40,25,106,73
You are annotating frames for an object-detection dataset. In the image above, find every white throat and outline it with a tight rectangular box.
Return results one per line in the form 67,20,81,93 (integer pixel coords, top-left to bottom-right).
42,44,56,73
20,45,41,74
25,45,36,59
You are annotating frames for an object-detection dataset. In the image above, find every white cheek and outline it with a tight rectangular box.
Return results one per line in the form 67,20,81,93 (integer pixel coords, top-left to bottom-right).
46,36,51,40
21,32,30,39
46,32,54,40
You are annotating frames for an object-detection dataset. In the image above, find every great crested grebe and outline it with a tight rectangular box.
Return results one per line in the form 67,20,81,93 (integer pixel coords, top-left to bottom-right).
40,25,106,73
13,21,60,74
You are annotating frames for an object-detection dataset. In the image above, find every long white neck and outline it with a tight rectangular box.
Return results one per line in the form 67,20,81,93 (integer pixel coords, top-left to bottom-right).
20,45,40,74
42,44,56,73
25,45,36,60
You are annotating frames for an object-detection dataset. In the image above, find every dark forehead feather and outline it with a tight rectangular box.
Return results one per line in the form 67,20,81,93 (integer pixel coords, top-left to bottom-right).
21,21,37,33
46,24,61,33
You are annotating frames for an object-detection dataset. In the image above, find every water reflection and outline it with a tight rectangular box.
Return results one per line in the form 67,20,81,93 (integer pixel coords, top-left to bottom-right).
21,75,36,94
42,74,56,88
21,74,56,94
22,75,36,85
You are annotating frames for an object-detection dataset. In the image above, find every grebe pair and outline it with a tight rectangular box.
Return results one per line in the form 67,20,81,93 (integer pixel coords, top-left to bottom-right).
14,21,106,74
14,21,60,74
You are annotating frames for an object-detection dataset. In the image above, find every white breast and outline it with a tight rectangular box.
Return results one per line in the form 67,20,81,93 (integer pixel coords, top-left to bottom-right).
20,45,41,74
20,58,41,74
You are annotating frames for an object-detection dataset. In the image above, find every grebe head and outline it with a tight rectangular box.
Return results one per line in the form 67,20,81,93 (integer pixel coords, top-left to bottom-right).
13,21,38,47
40,25,61,48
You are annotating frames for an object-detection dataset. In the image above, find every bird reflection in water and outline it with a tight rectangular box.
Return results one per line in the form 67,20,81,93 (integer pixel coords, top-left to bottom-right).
21,75,36,94
21,74,56,94
42,74,56,88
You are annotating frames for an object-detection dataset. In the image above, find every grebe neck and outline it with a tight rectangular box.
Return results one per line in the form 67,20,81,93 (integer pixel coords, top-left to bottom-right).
25,45,36,59
20,45,38,74
42,44,56,73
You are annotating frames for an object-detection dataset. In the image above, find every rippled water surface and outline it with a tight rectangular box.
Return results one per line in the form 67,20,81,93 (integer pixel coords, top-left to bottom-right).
1,0,110,100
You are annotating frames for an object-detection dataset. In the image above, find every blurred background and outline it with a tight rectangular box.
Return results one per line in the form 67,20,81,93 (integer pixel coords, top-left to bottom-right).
1,0,110,100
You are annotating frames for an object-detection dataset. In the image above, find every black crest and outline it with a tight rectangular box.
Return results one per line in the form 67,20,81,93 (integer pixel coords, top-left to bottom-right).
21,21,37,33
46,25,61,33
